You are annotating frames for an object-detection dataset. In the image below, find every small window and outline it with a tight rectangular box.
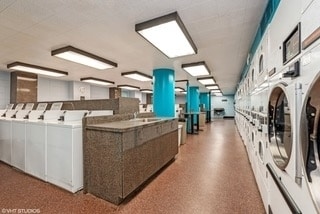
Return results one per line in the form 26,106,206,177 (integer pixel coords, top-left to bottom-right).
259,55,264,73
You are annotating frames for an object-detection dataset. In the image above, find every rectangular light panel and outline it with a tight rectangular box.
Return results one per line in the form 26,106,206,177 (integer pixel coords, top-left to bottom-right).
136,12,197,58
118,84,140,91
140,89,153,94
175,87,185,92
52,46,117,70
122,71,152,81
205,84,219,90
214,93,223,96
7,62,68,77
80,77,114,86
197,77,215,85
182,61,210,76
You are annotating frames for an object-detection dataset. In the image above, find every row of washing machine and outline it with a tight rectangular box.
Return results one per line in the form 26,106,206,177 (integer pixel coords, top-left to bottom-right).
0,102,113,193
235,1,320,212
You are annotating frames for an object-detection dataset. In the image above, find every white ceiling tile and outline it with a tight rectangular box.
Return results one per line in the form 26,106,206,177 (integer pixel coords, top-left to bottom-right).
0,0,268,94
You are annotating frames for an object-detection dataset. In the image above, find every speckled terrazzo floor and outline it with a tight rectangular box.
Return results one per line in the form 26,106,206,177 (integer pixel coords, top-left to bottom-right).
0,119,265,214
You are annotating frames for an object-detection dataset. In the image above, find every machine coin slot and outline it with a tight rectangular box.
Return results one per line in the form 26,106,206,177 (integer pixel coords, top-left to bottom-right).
283,60,300,78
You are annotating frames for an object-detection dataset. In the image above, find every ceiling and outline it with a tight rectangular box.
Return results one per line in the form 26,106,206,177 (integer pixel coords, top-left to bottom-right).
0,0,267,95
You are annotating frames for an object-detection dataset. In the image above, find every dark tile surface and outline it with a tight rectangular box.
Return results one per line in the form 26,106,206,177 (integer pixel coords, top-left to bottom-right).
0,119,265,214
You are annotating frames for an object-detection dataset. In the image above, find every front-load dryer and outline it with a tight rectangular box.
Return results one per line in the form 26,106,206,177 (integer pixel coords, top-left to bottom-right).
299,40,320,213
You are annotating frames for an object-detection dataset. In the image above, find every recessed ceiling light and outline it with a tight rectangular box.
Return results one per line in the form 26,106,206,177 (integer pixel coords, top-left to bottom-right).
197,77,215,85
135,12,197,58
205,84,219,90
80,77,114,86
118,84,140,90
140,89,153,93
121,71,152,81
7,62,68,77
182,61,210,76
52,46,117,70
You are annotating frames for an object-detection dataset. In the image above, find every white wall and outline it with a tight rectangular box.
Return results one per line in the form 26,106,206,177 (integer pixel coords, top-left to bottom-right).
37,77,72,101
211,95,234,117
141,93,147,104
175,94,186,104
70,81,91,100
90,85,109,99
0,71,10,109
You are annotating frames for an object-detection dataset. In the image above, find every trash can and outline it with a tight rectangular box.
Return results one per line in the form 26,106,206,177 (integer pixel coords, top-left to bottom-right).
178,124,183,147
178,118,187,145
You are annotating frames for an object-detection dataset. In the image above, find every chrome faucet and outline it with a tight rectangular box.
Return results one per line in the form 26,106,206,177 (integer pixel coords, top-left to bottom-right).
133,112,138,119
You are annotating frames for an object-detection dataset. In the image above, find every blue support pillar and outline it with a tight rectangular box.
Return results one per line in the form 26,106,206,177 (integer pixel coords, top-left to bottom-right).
200,92,210,122
200,92,210,111
209,93,212,121
186,86,199,132
189,86,199,113
153,68,175,117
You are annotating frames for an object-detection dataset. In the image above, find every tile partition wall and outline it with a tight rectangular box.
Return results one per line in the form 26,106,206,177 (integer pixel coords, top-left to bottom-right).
10,71,37,103
109,87,121,99
6,97,139,114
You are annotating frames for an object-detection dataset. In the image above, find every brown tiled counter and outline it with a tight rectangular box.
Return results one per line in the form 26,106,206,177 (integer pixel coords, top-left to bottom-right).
83,117,178,205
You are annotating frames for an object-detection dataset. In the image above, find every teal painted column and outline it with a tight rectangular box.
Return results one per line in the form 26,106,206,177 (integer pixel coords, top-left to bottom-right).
189,86,199,113
209,93,212,121
200,92,210,122
187,86,199,132
153,68,175,117
200,92,210,111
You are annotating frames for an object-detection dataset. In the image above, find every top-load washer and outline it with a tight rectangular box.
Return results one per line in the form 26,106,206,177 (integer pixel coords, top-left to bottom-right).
11,103,34,171
0,103,25,164
25,102,63,181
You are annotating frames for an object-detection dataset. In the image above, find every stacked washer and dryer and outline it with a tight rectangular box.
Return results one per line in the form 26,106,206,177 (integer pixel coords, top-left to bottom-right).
235,0,320,213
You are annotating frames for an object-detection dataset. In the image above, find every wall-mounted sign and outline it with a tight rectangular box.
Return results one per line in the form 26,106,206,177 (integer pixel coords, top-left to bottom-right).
283,23,301,64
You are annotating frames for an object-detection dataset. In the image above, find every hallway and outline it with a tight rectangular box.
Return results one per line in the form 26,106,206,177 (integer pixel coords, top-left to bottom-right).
0,119,265,214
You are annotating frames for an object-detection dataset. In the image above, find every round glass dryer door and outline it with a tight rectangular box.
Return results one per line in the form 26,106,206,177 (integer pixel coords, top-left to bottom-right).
268,86,292,170
301,77,320,211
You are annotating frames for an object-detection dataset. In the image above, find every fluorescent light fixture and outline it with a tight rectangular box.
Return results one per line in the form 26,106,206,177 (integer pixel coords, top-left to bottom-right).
210,89,221,93
140,89,153,94
197,77,215,85
121,71,152,81
118,84,140,90
7,62,68,77
135,12,197,58
205,84,219,90
17,88,31,92
80,77,114,86
182,61,210,76
51,46,117,70
17,76,37,81
175,87,185,92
